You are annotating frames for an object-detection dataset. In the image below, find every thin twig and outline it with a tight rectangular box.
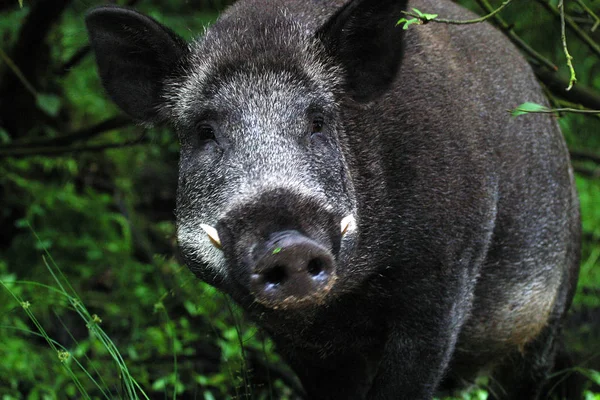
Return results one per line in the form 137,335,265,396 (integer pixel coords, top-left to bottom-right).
56,45,91,77
402,0,513,25
533,65,600,110
558,0,577,90
514,107,600,115
574,0,600,32
570,16,599,26
536,0,600,59
474,0,557,71
548,97,600,120
0,47,37,96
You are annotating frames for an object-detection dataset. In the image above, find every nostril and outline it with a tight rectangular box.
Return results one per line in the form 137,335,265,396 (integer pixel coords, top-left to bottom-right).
263,265,287,286
307,258,324,277
250,232,336,307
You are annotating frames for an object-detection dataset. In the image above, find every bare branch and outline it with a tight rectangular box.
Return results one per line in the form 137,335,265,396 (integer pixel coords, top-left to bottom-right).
474,0,557,71
533,65,600,111
56,45,91,77
574,0,600,32
5,115,132,149
0,132,147,158
0,47,37,96
574,165,600,179
536,0,600,59
570,150,600,165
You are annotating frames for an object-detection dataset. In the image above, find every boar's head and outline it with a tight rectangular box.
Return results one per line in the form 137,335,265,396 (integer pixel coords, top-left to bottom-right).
85,0,405,319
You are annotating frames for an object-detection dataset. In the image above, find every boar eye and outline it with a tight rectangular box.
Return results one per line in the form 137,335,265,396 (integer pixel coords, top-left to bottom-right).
197,123,216,142
311,117,324,134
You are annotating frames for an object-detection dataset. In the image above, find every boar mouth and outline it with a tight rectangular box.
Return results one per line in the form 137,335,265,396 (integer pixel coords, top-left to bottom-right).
252,273,338,310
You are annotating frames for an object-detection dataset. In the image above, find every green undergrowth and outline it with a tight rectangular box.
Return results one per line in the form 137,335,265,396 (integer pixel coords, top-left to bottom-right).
1,228,599,399
0,229,291,399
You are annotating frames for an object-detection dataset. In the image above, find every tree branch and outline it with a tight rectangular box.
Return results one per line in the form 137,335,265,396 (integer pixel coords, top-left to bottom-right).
574,0,600,32
536,0,600,59
533,65,600,110
5,115,132,149
0,47,37,97
56,45,91,77
0,0,73,138
0,0,72,89
474,0,600,109
0,132,146,158
474,0,557,71
570,150,600,165
574,165,600,179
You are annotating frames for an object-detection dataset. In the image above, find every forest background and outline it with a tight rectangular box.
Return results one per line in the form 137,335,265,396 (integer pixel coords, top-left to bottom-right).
0,0,599,399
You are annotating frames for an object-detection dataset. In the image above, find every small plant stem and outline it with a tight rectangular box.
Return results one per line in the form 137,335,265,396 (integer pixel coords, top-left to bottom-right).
475,0,557,71
0,47,37,96
515,107,600,115
402,0,513,25
32,233,150,400
225,297,252,399
0,280,92,399
574,0,600,31
536,0,600,59
558,0,577,90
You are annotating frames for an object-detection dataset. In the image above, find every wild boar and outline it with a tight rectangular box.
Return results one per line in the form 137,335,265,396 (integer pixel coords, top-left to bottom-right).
85,0,581,398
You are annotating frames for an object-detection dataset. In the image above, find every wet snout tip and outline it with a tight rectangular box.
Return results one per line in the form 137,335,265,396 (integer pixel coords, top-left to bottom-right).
200,224,222,249
341,214,356,236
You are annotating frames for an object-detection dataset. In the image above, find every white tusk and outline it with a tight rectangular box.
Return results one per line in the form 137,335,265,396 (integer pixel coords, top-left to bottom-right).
340,214,356,236
200,224,222,249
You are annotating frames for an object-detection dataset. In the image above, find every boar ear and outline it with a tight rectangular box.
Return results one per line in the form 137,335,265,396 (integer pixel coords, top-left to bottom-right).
85,6,188,123
317,0,409,102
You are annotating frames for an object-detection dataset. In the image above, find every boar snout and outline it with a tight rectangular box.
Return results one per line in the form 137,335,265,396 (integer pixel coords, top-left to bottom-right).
250,231,336,309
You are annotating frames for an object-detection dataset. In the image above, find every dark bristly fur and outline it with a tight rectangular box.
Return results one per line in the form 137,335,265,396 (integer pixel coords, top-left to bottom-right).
85,1,581,398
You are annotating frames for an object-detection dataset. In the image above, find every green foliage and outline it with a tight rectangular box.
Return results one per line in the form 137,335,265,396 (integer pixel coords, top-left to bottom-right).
511,101,550,117
397,8,439,29
36,94,62,118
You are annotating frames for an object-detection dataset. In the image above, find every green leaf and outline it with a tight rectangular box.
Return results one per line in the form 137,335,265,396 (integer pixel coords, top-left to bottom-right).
0,127,10,144
412,8,438,20
511,102,549,117
204,391,217,400
152,377,167,391
36,93,61,117
272,247,282,255
578,367,600,385
584,390,600,400
396,17,420,30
